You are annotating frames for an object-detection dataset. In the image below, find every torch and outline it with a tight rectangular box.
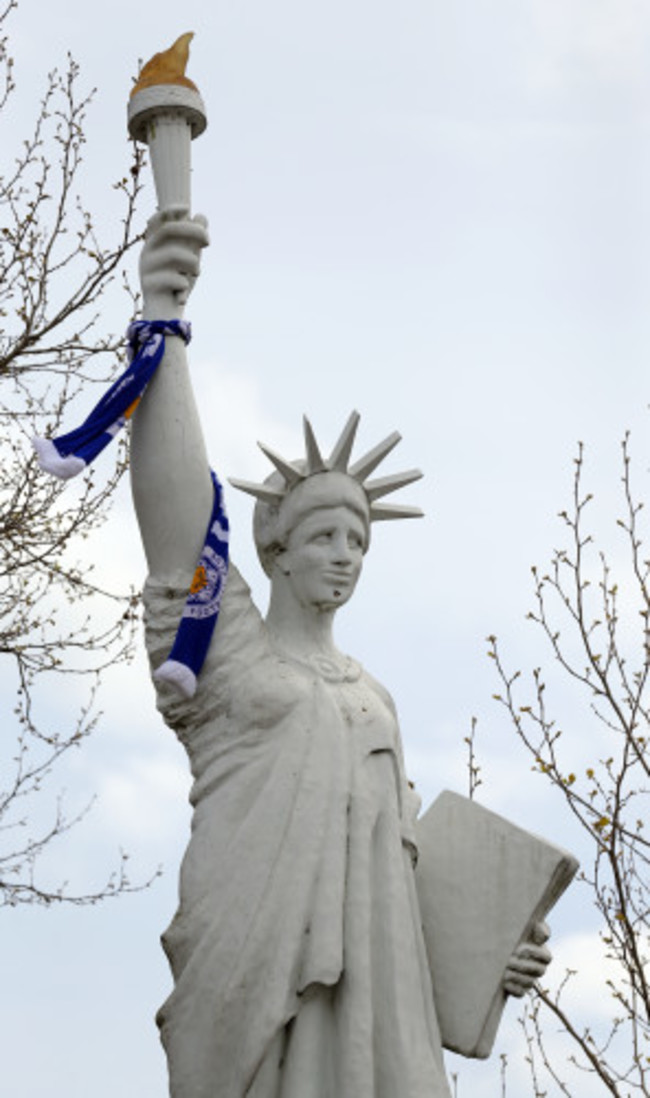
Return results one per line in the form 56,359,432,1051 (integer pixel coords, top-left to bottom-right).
127,32,206,212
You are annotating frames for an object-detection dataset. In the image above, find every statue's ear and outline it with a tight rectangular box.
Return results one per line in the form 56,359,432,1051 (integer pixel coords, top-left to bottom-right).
272,546,291,577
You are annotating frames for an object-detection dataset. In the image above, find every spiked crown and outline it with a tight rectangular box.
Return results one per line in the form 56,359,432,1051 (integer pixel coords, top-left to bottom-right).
229,410,423,525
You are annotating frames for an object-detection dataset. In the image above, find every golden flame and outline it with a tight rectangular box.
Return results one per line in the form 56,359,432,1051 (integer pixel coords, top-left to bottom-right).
130,32,198,97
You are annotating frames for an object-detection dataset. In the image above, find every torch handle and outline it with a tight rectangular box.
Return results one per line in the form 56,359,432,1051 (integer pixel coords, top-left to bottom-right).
146,113,193,211
128,85,207,212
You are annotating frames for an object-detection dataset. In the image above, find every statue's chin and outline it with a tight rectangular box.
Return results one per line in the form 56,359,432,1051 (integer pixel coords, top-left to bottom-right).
309,588,353,612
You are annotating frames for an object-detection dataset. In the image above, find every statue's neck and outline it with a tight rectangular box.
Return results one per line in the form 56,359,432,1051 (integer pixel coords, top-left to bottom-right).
265,581,338,660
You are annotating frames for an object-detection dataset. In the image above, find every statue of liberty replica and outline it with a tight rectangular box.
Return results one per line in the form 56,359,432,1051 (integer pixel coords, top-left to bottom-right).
34,34,576,1098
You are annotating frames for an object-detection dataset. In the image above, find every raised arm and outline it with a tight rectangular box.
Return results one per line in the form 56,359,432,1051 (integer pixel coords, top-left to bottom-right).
130,208,212,577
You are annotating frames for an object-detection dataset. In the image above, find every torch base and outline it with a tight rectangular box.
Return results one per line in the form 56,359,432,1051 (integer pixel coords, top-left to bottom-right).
128,84,207,142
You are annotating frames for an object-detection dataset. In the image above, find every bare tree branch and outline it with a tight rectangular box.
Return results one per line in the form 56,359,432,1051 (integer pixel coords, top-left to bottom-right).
0,2,151,906
489,438,650,1095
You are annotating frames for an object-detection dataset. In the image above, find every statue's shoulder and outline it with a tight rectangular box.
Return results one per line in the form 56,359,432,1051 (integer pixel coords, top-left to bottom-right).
358,664,399,719
142,561,269,731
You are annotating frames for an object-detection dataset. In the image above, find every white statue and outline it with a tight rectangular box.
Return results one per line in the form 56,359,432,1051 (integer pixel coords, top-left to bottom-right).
129,209,555,1098
122,32,573,1098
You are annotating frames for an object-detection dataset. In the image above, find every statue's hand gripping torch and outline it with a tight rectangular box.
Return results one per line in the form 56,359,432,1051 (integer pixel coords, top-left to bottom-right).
128,33,207,317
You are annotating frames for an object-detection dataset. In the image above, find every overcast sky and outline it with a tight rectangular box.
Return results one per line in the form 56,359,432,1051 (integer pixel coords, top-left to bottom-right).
3,1,650,1095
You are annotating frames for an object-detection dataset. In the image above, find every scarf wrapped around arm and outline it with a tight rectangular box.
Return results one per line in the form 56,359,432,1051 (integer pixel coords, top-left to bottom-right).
32,319,228,700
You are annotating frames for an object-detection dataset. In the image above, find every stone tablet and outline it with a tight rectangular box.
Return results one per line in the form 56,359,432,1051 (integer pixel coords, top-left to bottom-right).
416,790,579,1058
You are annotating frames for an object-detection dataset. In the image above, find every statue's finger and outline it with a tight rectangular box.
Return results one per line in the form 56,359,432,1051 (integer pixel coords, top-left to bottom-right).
141,244,202,277
503,976,530,998
517,943,552,965
507,955,549,978
145,270,193,295
152,219,210,248
145,210,165,237
531,920,551,945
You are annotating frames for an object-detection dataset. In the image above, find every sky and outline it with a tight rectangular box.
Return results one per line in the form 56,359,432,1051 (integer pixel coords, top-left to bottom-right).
2,1,650,1095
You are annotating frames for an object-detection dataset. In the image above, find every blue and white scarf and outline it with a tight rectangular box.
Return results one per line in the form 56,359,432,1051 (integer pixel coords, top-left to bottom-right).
32,319,229,699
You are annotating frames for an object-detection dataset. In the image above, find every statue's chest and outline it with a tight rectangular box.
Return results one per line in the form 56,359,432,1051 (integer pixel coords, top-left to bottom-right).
228,651,398,759
328,676,398,757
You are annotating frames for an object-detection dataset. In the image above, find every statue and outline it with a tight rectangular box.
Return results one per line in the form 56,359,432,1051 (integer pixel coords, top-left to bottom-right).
34,34,578,1098
125,39,576,1098
131,194,571,1096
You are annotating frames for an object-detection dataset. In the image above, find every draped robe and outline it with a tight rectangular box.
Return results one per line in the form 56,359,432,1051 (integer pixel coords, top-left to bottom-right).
143,564,451,1098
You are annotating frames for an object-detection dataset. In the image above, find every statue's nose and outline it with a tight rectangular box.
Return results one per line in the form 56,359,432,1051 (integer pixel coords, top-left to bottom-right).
331,532,352,563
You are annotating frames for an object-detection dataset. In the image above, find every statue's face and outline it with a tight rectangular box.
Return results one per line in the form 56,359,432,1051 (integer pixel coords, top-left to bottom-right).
276,504,366,610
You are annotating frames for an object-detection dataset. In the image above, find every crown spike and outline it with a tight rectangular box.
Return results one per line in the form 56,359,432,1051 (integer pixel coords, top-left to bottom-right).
257,442,304,487
328,410,361,472
348,431,401,482
369,501,424,521
365,468,423,502
228,477,286,505
303,416,327,474
231,414,423,522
